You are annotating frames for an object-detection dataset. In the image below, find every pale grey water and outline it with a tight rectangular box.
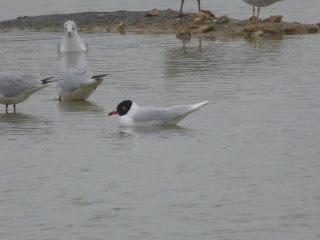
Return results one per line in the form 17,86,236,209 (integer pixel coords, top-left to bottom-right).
1,1,320,240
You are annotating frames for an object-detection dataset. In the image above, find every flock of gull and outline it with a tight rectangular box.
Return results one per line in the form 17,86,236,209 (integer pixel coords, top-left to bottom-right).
0,0,283,127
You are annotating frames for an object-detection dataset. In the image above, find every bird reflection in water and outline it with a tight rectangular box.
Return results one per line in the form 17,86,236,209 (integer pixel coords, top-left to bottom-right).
58,52,88,71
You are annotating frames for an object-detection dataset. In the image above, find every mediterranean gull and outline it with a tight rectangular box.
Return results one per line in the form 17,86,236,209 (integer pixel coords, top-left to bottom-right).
108,100,208,127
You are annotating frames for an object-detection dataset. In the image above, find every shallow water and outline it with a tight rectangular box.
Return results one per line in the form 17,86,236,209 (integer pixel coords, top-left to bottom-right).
1,3,320,240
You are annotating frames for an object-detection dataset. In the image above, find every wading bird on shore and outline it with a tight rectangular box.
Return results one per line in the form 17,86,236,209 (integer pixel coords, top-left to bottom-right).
242,0,283,19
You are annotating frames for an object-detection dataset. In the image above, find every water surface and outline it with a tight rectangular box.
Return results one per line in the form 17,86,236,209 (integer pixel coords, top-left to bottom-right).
0,7,320,240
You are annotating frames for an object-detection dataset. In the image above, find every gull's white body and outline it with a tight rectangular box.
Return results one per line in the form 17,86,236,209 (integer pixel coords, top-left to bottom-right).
119,101,208,127
242,0,282,7
58,20,88,53
0,72,48,106
56,69,103,101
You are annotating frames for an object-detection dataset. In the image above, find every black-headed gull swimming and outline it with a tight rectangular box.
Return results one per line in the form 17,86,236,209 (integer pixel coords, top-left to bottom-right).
0,72,54,113
57,20,88,53
242,0,283,19
56,69,108,101
108,100,208,127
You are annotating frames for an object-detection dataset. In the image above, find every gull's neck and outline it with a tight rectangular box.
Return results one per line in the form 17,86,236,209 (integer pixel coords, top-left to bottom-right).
66,32,80,41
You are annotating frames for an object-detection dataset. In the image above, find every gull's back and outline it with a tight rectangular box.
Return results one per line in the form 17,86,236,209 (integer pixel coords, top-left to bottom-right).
57,69,92,92
242,0,283,7
131,102,207,126
0,72,39,97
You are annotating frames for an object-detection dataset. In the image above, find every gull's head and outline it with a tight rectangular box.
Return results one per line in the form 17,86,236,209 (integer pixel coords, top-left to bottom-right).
64,20,77,38
108,100,133,117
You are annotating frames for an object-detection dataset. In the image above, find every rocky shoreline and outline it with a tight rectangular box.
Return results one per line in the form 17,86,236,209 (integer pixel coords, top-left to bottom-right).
0,9,319,38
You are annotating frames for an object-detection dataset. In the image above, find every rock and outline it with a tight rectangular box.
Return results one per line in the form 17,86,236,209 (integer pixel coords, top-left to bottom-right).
17,16,34,19
307,26,319,33
167,9,175,14
90,26,110,33
249,16,259,22
267,15,283,22
283,27,295,34
193,17,203,23
137,23,147,29
193,25,215,34
263,28,282,35
251,29,263,38
176,27,191,39
146,9,159,17
116,22,125,33
1,10,320,38
91,26,100,32
196,10,215,21
244,24,259,33
217,15,229,24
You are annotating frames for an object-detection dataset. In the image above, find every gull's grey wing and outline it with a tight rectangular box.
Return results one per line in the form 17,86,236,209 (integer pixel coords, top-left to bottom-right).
132,105,195,125
131,101,208,125
0,72,39,97
242,0,282,7
57,69,92,92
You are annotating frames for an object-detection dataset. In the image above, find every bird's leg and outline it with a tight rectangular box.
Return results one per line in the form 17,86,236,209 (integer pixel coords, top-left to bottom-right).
197,0,201,12
59,96,62,102
257,7,260,19
13,104,16,113
6,104,8,113
253,5,255,18
180,0,185,14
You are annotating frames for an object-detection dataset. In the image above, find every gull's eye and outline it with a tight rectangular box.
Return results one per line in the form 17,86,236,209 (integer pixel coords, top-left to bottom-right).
122,106,126,111
65,27,67,30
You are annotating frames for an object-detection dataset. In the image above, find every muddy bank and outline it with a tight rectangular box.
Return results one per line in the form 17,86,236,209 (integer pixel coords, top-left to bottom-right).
0,10,319,38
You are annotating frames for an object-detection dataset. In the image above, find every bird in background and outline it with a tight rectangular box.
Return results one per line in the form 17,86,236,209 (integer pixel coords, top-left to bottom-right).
0,72,54,113
108,100,208,127
180,0,201,15
242,0,283,19
58,20,88,53
56,69,108,101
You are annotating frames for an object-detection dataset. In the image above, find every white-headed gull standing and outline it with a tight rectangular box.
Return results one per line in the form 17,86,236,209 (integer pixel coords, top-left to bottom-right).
58,20,88,53
0,72,54,113
242,0,283,19
56,69,108,101
108,100,208,127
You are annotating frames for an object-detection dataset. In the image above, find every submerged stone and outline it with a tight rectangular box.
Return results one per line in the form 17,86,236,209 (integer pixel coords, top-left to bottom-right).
217,15,229,24
266,15,283,22
193,25,215,34
146,9,159,17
